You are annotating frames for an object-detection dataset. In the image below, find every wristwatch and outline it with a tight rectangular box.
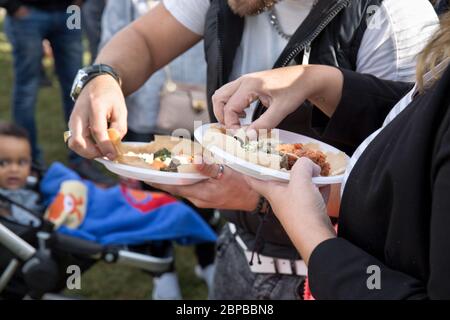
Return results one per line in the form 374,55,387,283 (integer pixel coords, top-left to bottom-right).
70,64,122,101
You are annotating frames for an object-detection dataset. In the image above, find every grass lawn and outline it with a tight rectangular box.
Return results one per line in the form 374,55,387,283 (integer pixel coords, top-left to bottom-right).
0,12,208,300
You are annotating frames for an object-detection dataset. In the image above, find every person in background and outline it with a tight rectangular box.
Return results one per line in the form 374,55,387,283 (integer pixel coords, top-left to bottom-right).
82,0,106,63
39,40,53,88
0,0,115,185
100,0,217,300
0,122,42,227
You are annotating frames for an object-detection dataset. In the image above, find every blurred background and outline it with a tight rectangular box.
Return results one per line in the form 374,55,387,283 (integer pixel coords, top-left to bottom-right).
0,7,209,300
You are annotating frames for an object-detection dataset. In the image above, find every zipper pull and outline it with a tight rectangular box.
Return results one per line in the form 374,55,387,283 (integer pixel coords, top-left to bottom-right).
302,44,311,66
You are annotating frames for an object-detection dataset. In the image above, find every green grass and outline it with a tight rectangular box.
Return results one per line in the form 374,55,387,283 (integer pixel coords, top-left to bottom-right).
0,12,207,300
62,246,208,300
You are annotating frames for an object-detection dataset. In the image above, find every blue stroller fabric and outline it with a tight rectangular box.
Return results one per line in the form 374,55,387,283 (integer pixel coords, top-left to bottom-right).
40,162,217,246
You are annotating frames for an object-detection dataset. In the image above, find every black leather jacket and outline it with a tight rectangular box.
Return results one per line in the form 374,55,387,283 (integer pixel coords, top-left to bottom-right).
435,0,449,14
204,0,383,259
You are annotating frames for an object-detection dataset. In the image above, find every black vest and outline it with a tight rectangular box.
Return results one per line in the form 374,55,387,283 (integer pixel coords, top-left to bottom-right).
204,0,384,259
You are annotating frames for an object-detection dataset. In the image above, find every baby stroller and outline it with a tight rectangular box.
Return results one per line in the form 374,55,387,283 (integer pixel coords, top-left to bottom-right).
0,164,215,300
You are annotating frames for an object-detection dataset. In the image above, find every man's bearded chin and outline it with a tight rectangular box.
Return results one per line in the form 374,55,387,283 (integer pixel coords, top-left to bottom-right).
227,0,279,17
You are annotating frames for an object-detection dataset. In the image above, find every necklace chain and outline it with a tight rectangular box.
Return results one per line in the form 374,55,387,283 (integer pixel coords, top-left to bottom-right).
268,0,318,41
268,8,292,41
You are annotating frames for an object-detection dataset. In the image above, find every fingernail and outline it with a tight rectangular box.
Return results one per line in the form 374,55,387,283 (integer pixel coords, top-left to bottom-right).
106,153,115,160
246,129,257,141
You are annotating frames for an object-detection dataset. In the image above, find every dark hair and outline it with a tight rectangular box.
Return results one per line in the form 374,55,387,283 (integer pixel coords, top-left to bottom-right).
0,122,30,141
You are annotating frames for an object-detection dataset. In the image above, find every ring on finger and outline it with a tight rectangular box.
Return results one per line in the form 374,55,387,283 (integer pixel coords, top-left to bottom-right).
213,164,225,180
63,130,72,145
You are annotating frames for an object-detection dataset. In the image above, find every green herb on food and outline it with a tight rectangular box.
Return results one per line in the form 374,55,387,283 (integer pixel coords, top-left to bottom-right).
154,148,172,161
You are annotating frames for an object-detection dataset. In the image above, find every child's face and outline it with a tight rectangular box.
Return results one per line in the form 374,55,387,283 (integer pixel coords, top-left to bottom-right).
0,136,32,190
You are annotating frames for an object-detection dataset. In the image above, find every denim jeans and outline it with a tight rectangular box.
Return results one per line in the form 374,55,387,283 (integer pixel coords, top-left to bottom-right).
210,226,305,300
4,7,83,165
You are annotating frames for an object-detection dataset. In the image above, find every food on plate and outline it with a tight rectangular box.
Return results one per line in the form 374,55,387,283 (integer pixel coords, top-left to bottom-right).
276,143,330,176
202,126,347,176
107,128,202,173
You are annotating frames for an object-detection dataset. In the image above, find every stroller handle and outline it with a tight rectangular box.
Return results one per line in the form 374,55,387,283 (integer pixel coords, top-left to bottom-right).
50,233,104,257
0,223,36,261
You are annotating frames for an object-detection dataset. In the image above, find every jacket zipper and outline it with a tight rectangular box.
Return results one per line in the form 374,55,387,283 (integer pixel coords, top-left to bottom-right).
250,0,351,120
280,0,351,67
302,44,311,65
217,1,350,80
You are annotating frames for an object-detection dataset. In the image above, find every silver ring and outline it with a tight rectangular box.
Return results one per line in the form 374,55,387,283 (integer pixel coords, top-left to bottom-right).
214,164,225,180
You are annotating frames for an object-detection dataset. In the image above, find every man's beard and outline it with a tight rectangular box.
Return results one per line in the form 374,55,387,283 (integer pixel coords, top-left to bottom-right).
227,0,280,17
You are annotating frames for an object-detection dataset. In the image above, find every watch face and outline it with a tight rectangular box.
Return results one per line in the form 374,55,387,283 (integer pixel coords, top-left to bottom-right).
70,70,89,101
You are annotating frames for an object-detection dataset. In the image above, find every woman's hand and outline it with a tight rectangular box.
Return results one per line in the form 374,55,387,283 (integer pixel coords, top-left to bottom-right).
212,66,309,130
212,65,344,130
245,158,337,265
149,163,260,211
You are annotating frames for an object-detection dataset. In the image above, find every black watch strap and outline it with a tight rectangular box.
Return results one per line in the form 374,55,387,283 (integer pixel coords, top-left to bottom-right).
85,64,122,87
71,64,122,101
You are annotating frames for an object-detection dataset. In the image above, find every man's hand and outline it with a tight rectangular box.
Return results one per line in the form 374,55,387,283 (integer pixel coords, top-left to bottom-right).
68,75,128,160
66,2,203,160
149,163,260,211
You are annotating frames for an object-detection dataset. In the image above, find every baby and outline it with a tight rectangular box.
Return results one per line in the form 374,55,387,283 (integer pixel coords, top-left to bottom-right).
0,122,42,226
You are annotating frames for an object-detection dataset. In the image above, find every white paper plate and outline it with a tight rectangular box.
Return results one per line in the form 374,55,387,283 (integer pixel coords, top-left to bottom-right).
194,124,349,185
95,142,208,186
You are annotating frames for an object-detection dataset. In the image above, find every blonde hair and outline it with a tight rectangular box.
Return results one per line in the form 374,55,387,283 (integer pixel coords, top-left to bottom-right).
417,11,450,92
